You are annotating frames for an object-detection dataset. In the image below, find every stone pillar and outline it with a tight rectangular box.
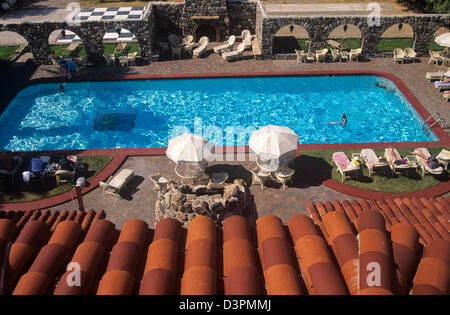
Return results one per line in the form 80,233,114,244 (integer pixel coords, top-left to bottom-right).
80,28,105,65
361,25,382,57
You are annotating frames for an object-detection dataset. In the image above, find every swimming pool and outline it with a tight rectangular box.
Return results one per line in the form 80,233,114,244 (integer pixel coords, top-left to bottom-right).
0,75,438,151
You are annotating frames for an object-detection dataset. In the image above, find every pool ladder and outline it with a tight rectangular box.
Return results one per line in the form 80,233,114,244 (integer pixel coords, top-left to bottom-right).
423,112,445,129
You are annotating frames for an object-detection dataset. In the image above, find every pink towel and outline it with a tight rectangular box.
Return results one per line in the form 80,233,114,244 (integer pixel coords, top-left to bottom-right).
333,152,350,170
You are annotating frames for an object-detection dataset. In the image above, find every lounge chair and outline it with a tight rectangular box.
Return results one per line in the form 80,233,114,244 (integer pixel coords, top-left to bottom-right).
274,166,295,190
150,173,168,191
428,50,443,65
444,92,450,102
315,48,328,63
332,152,361,182
99,168,134,199
360,149,390,178
393,48,406,64
384,147,417,176
413,148,444,178
425,67,449,81
182,35,194,46
349,48,362,62
251,166,271,190
241,30,252,50
193,36,209,58
222,43,246,61
436,149,450,170
434,80,450,91
213,35,236,54
295,49,306,63
404,47,416,63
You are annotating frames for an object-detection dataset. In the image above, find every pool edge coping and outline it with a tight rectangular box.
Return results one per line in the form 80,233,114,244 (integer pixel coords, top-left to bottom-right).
1,69,448,211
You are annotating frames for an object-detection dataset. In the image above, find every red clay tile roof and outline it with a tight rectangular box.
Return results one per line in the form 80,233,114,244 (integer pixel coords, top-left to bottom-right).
0,198,448,295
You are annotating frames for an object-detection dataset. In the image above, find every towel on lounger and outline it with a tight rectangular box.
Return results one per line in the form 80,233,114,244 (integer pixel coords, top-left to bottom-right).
333,152,351,170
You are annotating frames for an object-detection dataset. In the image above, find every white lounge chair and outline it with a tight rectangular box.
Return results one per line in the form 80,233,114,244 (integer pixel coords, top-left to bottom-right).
436,149,450,170
404,47,416,63
222,43,246,61
332,152,361,182
413,148,444,178
295,49,306,63
393,48,406,64
330,48,341,62
425,67,449,81
315,48,328,63
360,149,390,178
214,35,236,54
384,147,417,177
99,168,134,199
193,36,209,57
182,35,194,46
349,48,362,62
241,30,252,50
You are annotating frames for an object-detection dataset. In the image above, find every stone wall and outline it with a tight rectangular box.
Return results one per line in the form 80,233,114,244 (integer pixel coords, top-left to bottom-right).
259,14,450,59
227,0,257,36
153,2,184,37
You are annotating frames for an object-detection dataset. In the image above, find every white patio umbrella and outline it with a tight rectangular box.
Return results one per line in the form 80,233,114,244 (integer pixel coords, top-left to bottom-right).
166,132,214,163
249,125,299,172
435,32,450,47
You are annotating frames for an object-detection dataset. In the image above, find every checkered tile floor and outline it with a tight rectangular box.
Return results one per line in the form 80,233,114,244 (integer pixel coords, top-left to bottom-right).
76,6,145,21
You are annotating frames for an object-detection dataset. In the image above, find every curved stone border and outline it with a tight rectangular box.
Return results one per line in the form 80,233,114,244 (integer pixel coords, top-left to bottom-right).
1,70,448,211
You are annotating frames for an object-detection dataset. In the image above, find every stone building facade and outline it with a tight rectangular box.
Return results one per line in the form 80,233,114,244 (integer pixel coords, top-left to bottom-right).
0,0,448,65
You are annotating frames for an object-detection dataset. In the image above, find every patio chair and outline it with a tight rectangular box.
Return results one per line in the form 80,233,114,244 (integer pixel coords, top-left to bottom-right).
327,39,345,51
428,50,442,65
241,29,252,50
99,168,134,199
213,35,236,54
444,92,450,102
413,148,444,179
349,48,362,62
182,35,194,46
315,48,328,63
150,173,168,191
330,48,341,62
222,43,246,61
436,149,450,170
104,53,116,67
384,147,417,177
171,45,182,59
251,166,271,190
404,47,417,63
332,151,361,182
360,149,390,178
193,36,209,58
127,52,137,66
274,166,295,190
393,48,406,64
295,49,306,63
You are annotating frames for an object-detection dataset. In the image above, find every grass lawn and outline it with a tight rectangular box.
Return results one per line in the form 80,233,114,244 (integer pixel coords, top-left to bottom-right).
377,38,413,52
296,39,309,52
429,40,446,51
299,147,448,194
51,43,140,58
0,155,113,203
0,45,19,61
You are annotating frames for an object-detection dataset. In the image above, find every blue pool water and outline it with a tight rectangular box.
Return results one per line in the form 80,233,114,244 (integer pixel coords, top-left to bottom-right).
0,75,438,151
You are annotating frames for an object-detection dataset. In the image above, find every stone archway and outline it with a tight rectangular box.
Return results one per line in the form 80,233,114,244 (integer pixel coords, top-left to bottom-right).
193,23,219,42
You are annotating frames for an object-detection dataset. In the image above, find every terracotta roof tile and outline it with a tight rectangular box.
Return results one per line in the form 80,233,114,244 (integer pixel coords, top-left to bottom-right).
0,197,447,296
358,210,394,294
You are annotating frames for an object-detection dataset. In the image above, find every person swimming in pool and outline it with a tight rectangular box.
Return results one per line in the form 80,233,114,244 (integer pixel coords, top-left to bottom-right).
329,112,347,125
375,82,395,92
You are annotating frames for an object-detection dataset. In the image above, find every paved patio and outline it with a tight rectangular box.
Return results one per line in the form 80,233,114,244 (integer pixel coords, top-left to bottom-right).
26,54,447,228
